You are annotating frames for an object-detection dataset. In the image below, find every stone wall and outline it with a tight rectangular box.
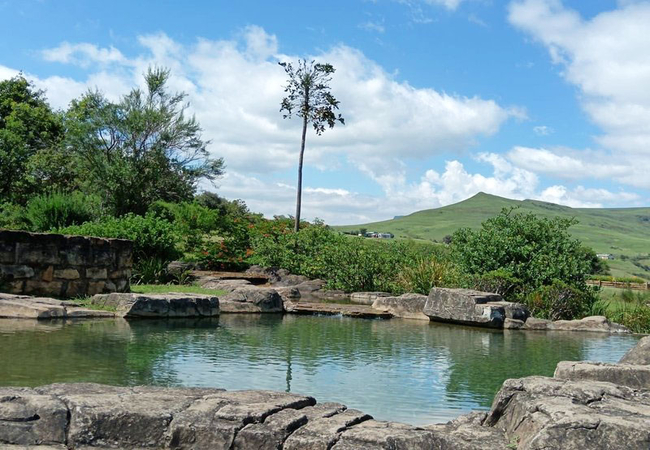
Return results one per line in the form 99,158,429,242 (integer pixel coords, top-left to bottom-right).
0,229,132,298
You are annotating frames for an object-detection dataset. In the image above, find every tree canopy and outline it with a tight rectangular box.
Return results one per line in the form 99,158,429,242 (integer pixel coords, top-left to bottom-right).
65,67,224,216
0,75,64,203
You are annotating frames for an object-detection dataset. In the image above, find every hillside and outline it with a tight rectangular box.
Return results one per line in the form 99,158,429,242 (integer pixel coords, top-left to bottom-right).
335,193,650,280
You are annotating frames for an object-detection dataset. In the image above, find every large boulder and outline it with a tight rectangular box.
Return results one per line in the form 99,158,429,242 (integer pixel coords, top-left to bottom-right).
372,293,429,320
484,376,650,449
554,361,650,390
90,293,219,318
423,288,506,328
219,287,283,313
620,335,650,365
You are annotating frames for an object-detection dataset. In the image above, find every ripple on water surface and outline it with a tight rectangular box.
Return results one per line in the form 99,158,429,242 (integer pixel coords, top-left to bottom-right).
0,315,640,425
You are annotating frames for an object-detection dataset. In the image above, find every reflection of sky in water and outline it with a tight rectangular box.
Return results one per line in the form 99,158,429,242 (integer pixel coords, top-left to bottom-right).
0,315,641,425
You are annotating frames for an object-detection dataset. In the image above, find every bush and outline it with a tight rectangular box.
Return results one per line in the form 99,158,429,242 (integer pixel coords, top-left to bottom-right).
150,200,220,252
249,221,442,293
24,191,101,231
0,202,25,229
468,269,522,298
525,280,598,321
396,256,459,295
59,212,180,262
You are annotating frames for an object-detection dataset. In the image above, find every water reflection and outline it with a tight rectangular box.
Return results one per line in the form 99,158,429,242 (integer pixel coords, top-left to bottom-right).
0,315,639,424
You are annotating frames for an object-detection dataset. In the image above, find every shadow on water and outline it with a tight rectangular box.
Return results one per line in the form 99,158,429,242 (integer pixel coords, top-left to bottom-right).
0,315,640,424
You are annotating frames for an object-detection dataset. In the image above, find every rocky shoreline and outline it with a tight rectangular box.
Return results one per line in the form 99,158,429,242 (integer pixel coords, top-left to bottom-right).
1,335,648,449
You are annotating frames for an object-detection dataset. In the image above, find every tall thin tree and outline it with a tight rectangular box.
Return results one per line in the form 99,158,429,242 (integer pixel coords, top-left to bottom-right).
279,59,344,232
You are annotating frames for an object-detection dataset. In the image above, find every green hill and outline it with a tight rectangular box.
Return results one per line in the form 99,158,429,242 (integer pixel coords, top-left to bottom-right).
335,193,650,280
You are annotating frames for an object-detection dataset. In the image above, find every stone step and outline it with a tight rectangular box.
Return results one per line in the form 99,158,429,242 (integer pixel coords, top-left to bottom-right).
288,301,393,319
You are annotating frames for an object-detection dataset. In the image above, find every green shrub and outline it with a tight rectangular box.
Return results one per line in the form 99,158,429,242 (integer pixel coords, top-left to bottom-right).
525,280,598,321
59,212,180,262
132,257,170,285
24,191,101,231
249,221,441,293
150,200,221,252
469,268,522,298
606,301,650,334
0,202,26,229
396,256,459,295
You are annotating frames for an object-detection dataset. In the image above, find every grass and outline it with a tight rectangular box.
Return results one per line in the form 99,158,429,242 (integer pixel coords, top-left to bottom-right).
335,192,650,280
595,287,650,333
131,284,227,296
73,298,118,312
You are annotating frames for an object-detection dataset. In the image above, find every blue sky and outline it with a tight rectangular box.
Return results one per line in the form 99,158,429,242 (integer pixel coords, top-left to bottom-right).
1,0,649,224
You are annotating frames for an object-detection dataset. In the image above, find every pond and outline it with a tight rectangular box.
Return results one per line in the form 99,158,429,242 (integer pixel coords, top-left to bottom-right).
0,314,640,425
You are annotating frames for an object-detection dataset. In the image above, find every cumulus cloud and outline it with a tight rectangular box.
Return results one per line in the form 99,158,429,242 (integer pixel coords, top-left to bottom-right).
5,27,516,179
508,0,650,188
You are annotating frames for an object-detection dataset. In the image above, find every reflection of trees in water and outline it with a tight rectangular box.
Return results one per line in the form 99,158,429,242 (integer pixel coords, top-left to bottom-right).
0,315,611,409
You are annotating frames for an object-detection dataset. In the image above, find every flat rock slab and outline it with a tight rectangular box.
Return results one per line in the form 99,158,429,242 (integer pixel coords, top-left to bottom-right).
0,293,115,319
522,315,630,333
349,291,391,305
371,293,429,320
0,383,507,449
90,292,219,318
290,301,393,319
554,360,650,390
484,376,650,449
219,287,283,313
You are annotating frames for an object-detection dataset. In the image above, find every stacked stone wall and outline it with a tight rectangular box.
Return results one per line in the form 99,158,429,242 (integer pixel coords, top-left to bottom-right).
0,229,132,298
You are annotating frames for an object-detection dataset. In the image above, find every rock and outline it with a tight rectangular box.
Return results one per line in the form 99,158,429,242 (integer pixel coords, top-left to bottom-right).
244,265,309,286
0,294,115,319
522,317,551,330
371,293,429,320
201,279,252,292
423,288,506,328
166,260,197,275
548,315,630,333
504,318,525,329
233,402,346,449
219,287,283,313
334,420,438,449
484,376,650,449
554,361,650,390
293,279,327,295
350,292,391,305
90,293,219,318
485,300,530,322
168,389,315,449
620,336,650,365
423,412,510,450
0,388,68,446
283,408,372,450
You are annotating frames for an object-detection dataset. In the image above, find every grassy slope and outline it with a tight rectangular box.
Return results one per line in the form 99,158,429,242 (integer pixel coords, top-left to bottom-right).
335,192,650,279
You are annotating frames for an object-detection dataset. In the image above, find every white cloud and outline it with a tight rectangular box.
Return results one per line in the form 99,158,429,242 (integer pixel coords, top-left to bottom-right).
508,0,650,188
533,125,553,135
507,146,650,189
4,27,516,180
42,42,128,67
358,20,386,33
215,154,640,224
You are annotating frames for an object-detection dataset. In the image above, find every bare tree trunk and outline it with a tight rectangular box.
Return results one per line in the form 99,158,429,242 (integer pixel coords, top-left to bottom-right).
294,113,308,233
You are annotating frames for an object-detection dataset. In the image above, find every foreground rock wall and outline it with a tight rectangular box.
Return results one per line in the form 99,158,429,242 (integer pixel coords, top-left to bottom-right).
0,230,132,298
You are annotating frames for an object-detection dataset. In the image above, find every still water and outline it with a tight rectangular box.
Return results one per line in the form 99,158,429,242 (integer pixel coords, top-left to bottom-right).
0,315,640,425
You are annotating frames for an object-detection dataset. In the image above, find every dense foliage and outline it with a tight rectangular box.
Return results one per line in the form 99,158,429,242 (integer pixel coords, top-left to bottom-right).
24,191,102,232
451,208,599,319
0,75,65,203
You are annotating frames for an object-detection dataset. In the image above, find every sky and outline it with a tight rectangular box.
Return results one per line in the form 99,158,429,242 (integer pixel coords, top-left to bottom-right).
1,0,649,224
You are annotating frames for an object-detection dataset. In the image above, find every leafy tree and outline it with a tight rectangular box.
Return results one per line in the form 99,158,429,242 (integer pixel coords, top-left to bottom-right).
0,75,64,203
65,67,224,216
451,208,598,317
279,59,344,232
